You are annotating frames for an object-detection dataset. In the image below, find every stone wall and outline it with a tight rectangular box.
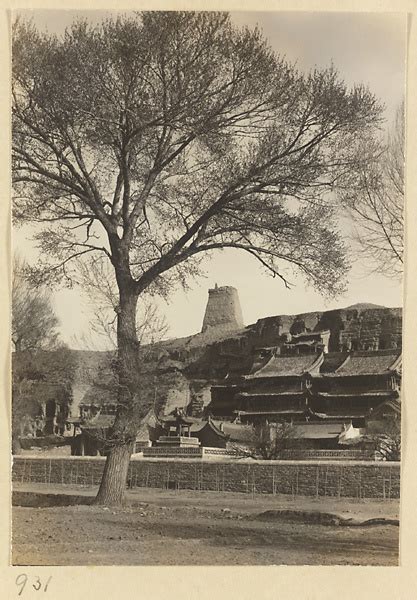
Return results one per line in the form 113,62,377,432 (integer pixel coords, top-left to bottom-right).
12,456,400,499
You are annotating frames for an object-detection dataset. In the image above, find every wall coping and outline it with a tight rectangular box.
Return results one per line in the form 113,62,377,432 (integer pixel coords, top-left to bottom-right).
12,455,401,467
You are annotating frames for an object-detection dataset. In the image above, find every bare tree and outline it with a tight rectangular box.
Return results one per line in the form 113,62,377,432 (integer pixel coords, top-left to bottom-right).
256,421,297,459
12,12,384,505
76,256,169,347
12,255,60,352
72,258,170,456
367,419,401,461
230,421,296,460
342,102,404,277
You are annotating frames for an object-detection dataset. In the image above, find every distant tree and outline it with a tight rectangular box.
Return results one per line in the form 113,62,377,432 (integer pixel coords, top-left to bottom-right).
367,418,401,461
12,254,65,453
258,422,297,459
12,347,76,454
12,255,60,352
342,102,404,277
12,12,384,505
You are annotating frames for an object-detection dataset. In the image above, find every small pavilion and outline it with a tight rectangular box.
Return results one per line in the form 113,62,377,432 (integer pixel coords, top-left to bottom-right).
157,409,201,447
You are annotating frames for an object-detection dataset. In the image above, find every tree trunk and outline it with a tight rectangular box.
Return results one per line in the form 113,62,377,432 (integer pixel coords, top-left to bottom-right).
94,282,140,506
94,443,133,505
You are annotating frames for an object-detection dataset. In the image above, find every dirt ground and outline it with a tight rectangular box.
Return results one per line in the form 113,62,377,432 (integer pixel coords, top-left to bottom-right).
11,484,400,566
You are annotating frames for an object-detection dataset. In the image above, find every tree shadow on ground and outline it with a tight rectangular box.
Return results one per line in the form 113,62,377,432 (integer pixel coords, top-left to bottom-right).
12,491,93,508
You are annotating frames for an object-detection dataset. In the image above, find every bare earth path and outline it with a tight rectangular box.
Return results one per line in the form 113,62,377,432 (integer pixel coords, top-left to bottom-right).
12,484,400,566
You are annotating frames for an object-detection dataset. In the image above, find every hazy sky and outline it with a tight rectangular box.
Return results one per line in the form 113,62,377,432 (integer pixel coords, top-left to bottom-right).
13,10,406,348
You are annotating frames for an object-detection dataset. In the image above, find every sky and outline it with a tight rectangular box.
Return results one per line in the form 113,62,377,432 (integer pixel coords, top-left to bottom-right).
13,10,406,348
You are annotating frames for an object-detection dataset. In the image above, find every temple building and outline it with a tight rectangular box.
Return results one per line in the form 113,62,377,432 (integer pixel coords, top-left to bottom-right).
206,328,401,445
309,350,401,428
208,329,329,422
61,287,401,458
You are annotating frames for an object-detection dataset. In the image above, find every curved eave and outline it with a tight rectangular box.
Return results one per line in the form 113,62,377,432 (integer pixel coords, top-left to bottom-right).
315,372,398,378
305,352,324,374
334,354,351,373
235,409,306,416
390,354,402,372
237,391,306,398
246,352,324,379
316,390,399,399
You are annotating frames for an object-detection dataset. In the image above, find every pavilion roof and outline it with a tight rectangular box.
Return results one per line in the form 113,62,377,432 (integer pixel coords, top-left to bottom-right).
188,420,227,438
332,351,401,376
247,352,323,379
159,414,199,426
211,421,255,443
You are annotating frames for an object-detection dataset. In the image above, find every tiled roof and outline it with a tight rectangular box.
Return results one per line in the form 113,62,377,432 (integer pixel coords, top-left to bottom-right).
313,409,368,418
189,420,227,437
136,409,159,441
292,423,343,439
334,351,401,375
248,353,322,378
310,413,367,420
237,391,305,397
316,391,397,398
369,398,401,416
211,421,254,442
320,352,350,373
237,410,306,416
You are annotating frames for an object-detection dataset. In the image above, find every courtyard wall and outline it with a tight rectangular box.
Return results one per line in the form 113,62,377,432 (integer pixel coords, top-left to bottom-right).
12,456,400,499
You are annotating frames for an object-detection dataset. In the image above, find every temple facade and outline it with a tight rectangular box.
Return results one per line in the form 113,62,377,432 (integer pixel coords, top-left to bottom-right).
206,328,401,439
60,287,401,457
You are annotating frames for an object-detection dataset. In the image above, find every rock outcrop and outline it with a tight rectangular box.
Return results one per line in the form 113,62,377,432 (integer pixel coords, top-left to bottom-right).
66,296,402,421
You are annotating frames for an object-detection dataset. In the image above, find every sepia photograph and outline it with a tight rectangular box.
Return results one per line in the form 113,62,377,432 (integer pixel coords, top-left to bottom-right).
10,8,405,568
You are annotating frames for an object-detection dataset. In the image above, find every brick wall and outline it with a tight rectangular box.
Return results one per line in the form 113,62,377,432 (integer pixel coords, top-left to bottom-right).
12,457,400,499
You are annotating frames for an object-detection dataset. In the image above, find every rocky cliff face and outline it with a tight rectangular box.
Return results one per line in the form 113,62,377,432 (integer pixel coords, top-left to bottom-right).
178,305,402,385
66,303,402,420
335,306,402,352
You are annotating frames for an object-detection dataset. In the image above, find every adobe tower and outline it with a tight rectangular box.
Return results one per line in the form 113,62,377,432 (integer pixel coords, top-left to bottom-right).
201,284,244,334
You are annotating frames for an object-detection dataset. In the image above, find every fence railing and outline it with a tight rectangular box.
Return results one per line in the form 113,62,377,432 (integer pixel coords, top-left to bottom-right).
12,456,400,500
279,449,375,461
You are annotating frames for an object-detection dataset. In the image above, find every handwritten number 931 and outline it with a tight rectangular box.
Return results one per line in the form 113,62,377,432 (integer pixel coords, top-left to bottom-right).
15,574,52,596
